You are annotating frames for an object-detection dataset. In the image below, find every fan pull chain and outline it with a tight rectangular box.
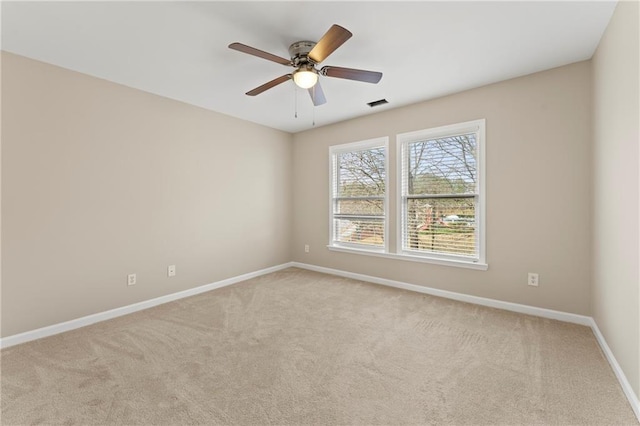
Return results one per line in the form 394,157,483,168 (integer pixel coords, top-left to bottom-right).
312,105,315,126
294,86,298,118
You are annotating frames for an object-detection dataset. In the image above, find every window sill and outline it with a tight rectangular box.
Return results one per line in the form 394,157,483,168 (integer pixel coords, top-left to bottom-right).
326,245,488,271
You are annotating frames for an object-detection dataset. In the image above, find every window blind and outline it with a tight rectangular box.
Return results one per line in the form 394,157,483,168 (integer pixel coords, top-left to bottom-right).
331,145,386,248
401,132,479,259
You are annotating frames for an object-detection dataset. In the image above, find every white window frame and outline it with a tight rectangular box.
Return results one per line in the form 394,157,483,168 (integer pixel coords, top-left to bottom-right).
328,137,389,253
397,119,486,266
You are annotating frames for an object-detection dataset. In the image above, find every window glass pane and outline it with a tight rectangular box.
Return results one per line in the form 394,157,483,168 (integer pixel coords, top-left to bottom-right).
336,199,384,216
408,134,476,195
405,198,476,256
337,148,385,197
335,218,384,247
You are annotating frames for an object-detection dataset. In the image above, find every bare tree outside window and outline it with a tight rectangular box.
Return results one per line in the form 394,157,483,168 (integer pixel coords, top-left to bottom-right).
403,133,478,257
330,121,484,265
331,144,386,247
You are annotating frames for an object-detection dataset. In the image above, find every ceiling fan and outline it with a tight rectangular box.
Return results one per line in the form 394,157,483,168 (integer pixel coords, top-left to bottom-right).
229,24,382,106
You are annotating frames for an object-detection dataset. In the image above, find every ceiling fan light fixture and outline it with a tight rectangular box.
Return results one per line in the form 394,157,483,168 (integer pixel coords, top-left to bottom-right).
229,25,382,103
293,68,318,89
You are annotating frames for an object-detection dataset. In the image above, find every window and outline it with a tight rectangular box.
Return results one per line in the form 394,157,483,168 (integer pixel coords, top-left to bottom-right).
329,138,388,251
327,121,485,269
398,120,485,264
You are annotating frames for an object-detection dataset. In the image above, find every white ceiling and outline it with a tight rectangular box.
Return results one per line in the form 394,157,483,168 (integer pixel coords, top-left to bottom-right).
2,1,616,133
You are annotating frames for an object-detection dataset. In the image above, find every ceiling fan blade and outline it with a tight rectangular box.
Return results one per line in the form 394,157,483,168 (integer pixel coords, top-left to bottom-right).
229,42,291,66
321,66,382,84
308,80,327,106
308,24,352,64
246,74,292,96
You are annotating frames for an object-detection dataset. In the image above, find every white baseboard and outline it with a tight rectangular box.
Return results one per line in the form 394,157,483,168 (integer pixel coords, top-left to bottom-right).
0,262,294,349
290,261,639,422
290,262,591,325
590,318,640,421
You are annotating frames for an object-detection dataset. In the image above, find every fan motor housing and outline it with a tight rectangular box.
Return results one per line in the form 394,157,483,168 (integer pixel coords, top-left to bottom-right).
289,41,316,65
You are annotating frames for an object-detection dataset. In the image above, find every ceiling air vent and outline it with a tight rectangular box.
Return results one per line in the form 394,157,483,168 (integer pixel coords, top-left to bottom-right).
367,99,388,108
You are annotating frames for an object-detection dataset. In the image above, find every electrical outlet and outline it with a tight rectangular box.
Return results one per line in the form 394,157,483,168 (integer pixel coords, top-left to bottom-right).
528,273,539,287
304,244,310,253
127,273,137,286
168,265,176,277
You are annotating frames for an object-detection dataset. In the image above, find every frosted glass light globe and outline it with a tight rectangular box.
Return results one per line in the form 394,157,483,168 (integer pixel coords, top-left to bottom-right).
293,69,318,89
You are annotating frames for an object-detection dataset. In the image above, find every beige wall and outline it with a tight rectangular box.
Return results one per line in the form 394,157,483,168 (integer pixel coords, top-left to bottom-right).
1,52,293,337
592,1,640,398
292,61,592,316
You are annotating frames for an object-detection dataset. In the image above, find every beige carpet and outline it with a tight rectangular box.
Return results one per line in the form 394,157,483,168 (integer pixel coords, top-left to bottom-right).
1,267,637,425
